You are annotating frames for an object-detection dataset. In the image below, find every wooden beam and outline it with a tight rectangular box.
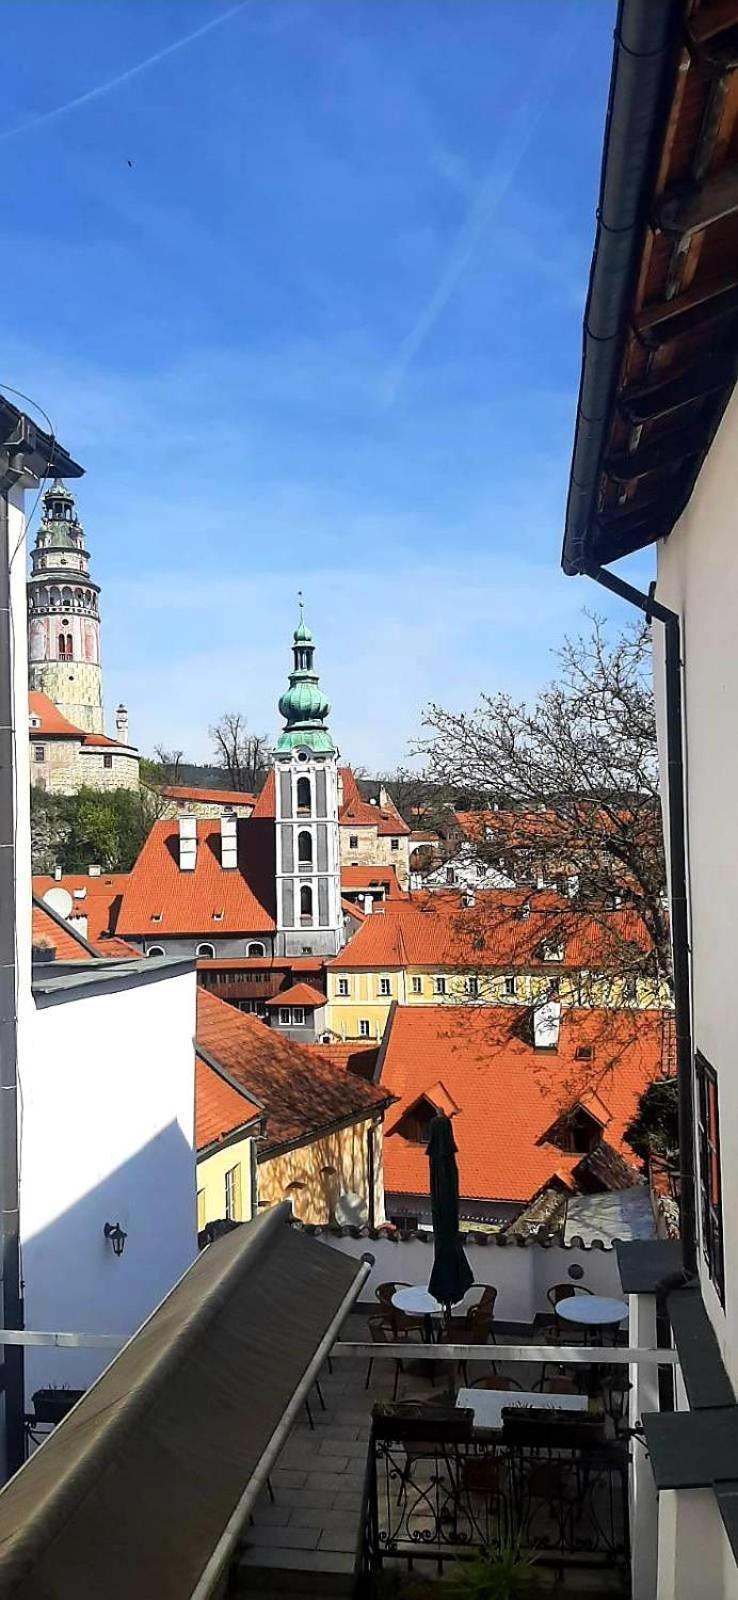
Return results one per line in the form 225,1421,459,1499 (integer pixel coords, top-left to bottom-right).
657,163,738,237
689,0,738,46
620,354,736,422
605,427,703,482
636,277,738,346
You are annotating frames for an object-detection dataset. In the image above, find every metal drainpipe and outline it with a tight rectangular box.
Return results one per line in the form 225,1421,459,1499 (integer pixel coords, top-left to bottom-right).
0,483,25,1476
583,562,697,1277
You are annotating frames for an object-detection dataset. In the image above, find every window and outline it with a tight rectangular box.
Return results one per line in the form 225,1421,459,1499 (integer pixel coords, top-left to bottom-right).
300,885,313,924
542,939,564,962
197,1189,206,1232
296,775,311,815
246,942,265,957
575,1045,594,1062
433,976,447,996
337,978,350,996
103,753,113,769
349,834,359,850
396,1096,436,1145
225,1164,242,1222
446,867,456,885
292,1006,305,1026
196,942,216,959
147,945,165,957
504,976,516,997
391,838,399,852
279,1007,291,1025
379,977,391,997
466,976,479,998
411,976,423,995
34,745,45,763
359,1019,371,1038
297,830,313,867
697,1053,724,1302
549,975,561,994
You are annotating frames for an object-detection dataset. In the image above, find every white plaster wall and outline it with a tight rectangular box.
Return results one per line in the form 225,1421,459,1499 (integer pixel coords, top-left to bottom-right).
654,383,738,1385
9,488,32,1006
656,1488,738,1600
319,1233,621,1323
21,964,197,1394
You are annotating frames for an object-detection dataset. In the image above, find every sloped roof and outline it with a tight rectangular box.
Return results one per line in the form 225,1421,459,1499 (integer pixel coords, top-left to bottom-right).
160,785,256,807
264,981,326,1009
33,874,128,942
304,1042,380,1080
380,1004,669,1204
32,901,94,961
195,1055,263,1153
330,890,654,971
28,692,131,750
117,818,276,936
341,865,406,897
196,990,390,1155
253,766,410,836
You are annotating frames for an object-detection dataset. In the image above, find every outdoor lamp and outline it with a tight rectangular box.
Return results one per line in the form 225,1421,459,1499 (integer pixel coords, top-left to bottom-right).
104,1221,127,1257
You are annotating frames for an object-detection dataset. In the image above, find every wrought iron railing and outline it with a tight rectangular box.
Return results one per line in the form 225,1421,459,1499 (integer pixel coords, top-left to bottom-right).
359,1402,629,1583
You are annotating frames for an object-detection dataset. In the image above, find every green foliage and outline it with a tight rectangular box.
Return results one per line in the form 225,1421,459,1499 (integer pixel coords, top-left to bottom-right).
624,1076,680,1166
30,786,155,874
447,1546,540,1599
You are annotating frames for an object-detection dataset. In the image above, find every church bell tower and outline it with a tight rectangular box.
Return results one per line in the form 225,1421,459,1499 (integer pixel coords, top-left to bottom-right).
274,601,342,958
27,481,104,734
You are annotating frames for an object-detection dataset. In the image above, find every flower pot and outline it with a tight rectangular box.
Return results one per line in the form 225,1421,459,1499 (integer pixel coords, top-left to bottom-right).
32,1387,85,1423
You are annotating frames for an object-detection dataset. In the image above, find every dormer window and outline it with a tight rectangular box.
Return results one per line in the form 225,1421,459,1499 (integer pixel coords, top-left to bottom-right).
395,1095,437,1145
151,913,163,923
541,939,564,962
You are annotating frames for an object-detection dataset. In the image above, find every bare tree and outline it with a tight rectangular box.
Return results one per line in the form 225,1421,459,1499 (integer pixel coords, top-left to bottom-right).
210,713,268,793
152,745,184,787
417,618,669,987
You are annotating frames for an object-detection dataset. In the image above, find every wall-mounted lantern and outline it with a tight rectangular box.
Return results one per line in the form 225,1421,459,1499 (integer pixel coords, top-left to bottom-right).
104,1221,127,1257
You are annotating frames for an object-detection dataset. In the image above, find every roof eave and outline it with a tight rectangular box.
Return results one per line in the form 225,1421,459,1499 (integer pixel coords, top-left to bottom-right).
0,395,84,485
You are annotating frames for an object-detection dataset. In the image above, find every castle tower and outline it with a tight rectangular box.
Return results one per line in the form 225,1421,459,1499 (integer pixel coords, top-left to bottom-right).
27,481,103,734
274,600,343,958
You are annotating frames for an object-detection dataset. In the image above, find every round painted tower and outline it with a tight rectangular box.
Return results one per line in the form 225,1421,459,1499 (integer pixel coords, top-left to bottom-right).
27,480,104,734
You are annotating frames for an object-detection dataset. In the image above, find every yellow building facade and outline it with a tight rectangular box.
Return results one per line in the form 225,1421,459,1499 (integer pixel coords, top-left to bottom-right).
196,1133,257,1232
258,1118,385,1227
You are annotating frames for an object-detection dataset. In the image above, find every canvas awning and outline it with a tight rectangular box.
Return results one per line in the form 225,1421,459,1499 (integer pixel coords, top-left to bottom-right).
0,1204,366,1598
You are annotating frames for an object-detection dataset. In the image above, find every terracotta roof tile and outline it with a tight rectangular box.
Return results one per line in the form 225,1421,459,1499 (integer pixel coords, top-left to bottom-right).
264,982,326,1009
32,902,94,961
196,990,389,1155
28,693,132,749
160,786,256,807
303,1042,380,1080
380,1005,668,1205
117,818,275,936
195,1055,262,1152
33,874,128,941
341,866,406,897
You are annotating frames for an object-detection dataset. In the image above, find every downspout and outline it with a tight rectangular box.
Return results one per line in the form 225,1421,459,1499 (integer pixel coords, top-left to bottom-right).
583,562,697,1277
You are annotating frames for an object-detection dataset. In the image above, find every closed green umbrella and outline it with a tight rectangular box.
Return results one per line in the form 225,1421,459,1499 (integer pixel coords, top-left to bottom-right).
426,1113,473,1310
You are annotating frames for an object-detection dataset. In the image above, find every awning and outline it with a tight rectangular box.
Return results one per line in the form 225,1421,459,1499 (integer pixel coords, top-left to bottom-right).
0,1205,365,1599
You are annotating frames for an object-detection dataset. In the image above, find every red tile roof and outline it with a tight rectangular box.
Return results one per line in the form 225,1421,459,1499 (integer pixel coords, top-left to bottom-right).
117,818,275,936
196,989,390,1155
304,1042,380,1080
33,874,128,941
341,865,406,898
160,785,256,807
342,897,366,922
28,692,129,749
380,1005,668,1204
253,767,410,836
32,902,94,961
265,982,326,1009
195,1055,263,1153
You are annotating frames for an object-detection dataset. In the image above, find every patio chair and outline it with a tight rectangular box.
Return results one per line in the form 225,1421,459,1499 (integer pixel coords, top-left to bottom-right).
375,1280,424,1339
470,1374,522,1392
543,1374,582,1395
462,1451,509,1542
365,1314,408,1401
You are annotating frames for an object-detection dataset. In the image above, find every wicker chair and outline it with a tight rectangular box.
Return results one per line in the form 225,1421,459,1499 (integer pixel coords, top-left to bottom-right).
374,1281,424,1339
366,1314,407,1400
471,1374,522,1392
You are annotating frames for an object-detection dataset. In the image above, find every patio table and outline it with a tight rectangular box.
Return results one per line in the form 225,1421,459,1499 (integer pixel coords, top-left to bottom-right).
392,1285,445,1343
456,1386,588,1433
555,1295,628,1344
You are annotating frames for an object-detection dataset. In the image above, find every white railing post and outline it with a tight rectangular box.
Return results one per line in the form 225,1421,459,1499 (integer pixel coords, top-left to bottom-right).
629,1292,659,1600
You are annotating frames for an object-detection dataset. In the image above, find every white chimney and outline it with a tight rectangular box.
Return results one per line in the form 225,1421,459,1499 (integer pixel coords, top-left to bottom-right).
115,704,130,745
53,865,62,881
533,996,561,1050
565,873,580,899
88,864,101,877
220,814,238,870
464,890,476,908
379,785,389,807
70,913,88,941
178,815,197,871
363,894,373,915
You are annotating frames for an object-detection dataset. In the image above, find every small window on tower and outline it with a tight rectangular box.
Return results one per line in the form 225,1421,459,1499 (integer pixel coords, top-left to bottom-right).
103,754,113,769
298,831,313,867
349,834,359,850
300,885,313,925
34,745,45,763
296,776,311,815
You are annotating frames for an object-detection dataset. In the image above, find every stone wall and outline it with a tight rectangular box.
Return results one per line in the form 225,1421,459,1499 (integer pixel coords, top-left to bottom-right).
29,659,103,734
339,823,410,889
30,737,140,795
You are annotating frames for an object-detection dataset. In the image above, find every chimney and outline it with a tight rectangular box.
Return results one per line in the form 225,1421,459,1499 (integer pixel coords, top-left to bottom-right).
53,865,62,881
70,913,88,941
379,785,389,807
115,704,129,744
178,815,197,871
363,894,373,915
463,890,476,909
220,814,238,870
533,995,561,1050
88,864,101,877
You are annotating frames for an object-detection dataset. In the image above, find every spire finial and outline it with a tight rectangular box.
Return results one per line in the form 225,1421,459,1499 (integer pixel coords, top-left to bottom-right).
298,589,304,623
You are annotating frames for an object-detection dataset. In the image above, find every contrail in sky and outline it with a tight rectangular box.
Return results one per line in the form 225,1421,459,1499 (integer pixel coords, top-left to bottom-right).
0,1,249,144
383,20,584,405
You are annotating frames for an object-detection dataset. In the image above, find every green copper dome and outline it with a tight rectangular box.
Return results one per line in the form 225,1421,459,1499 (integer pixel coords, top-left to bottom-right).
276,599,334,753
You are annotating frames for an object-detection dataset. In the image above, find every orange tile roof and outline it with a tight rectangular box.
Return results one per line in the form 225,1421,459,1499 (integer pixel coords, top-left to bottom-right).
265,982,326,1009
93,935,139,959
117,818,275,936
33,874,128,941
330,890,654,972
196,956,324,973
342,897,366,922
195,1055,263,1153
160,785,256,807
28,692,130,749
341,865,406,898
303,1042,380,1080
32,902,94,961
339,769,410,836
380,1005,668,1204
196,990,389,1155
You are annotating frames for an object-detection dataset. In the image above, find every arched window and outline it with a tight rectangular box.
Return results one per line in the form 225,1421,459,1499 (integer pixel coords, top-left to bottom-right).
196,942,216,959
147,945,165,957
296,775,311,815
247,942,265,957
66,633,73,656
298,830,313,868
58,632,69,659
300,885,313,924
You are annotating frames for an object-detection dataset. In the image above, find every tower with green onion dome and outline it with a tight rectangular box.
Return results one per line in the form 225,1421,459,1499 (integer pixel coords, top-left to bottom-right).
27,480,104,733
274,597,343,959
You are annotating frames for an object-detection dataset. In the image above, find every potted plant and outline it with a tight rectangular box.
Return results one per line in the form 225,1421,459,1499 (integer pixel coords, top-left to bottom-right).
31,937,56,965
32,1385,85,1424
371,1399,472,1444
447,1542,541,1598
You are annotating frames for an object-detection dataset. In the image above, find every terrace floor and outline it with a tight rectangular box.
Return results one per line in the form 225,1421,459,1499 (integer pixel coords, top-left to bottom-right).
233,1313,630,1598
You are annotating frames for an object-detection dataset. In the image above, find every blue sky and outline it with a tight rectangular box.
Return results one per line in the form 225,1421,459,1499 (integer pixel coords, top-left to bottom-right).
2,0,653,768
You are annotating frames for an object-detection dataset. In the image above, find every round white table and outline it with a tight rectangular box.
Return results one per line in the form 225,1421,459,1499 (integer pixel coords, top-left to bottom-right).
556,1294,628,1344
392,1286,445,1342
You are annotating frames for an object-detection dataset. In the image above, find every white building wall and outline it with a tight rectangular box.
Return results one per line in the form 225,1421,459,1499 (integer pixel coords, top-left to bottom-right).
654,383,738,1387
22,964,197,1395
